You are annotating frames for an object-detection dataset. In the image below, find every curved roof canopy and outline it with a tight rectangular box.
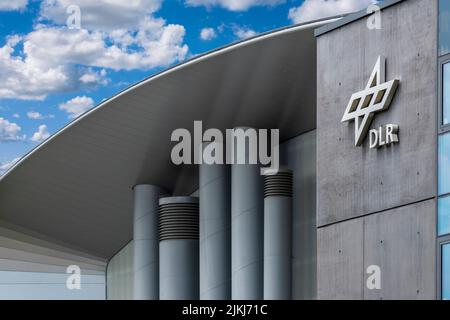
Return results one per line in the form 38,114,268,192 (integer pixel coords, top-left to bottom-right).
0,18,335,259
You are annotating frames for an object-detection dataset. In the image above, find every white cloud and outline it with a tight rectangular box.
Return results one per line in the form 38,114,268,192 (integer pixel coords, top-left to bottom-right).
186,0,284,11
38,1,188,69
59,95,94,118
200,27,217,41
233,26,258,39
12,113,20,118
0,0,27,11
40,0,162,31
0,1,188,100
26,22,188,70
79,69,109,86
288,0,376,24
27,111,43,119
0,117,24,141
27,111,55,120
0,157,20,175
0,35,76,100
31,124,50,142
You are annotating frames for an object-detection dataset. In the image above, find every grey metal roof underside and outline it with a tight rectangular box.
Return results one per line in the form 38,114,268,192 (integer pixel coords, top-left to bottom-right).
315,0,406,37
0,18,333,259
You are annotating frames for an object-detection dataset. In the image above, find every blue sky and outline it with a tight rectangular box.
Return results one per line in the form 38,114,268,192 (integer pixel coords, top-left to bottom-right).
0,0,374,174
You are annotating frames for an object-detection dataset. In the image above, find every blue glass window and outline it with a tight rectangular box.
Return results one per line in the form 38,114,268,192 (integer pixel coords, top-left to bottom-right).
439,133,450,195
444,63,450,125
440,0,450,56
443,244,450,300
439,196,450,236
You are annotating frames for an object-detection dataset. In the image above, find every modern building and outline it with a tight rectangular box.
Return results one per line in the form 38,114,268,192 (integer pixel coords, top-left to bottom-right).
0,0,449,300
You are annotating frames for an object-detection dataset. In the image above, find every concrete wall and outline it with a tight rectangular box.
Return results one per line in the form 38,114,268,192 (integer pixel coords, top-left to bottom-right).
318,199,436,299
316,0,438,299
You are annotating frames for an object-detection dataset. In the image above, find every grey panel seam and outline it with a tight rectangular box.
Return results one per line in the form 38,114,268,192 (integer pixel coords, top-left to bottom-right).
232,205,261,219
231,259,262,274
317,196,436,229
200,279,232,292
134,261,158,274
199,174,229,189
134,209,159,223
200,228,231,243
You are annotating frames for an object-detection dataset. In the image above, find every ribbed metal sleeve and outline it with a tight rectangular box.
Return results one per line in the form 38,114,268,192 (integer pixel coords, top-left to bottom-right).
263,169,293,198
159,197,199,241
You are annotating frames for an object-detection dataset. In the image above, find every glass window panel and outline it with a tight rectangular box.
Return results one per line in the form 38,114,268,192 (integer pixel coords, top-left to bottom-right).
439,133,450,195
439,196,450,236
440,0,450,56
444,63,450,125
442,244,450,300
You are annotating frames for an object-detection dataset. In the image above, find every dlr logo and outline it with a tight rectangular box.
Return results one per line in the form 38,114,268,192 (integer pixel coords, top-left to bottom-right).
369,124,399,149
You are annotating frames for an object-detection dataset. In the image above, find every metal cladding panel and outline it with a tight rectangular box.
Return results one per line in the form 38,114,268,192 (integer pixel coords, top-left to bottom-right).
133,185,164,300
199,157,231,300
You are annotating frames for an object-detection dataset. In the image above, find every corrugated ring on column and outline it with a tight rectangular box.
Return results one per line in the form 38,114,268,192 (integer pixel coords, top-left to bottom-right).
159,197,199,241
263,169,293,198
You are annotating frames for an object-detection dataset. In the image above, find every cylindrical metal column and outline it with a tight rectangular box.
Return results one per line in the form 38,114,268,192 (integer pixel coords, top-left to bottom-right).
159,196,199,300
231,127,264,300
263,169,293,300
133,184,164,300
200,142,231,300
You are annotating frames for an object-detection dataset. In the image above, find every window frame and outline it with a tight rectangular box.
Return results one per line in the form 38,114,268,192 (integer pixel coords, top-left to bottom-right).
438,194,450,236
438,55,450,133
438,133,450,197
438,236,450,300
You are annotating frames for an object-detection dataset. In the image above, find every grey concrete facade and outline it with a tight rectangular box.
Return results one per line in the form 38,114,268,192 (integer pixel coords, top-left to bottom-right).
318,199,436,299
316,0,438,299
317,0,437,226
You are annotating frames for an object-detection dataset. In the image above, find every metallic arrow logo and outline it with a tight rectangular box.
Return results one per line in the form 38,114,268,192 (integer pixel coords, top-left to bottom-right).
341,56,400,146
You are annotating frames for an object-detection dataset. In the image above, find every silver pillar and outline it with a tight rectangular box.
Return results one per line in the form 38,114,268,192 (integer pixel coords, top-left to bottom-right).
263,169,293,300
199,142,231,299
231,127,264,300
133,184,164,300
159,196,199,300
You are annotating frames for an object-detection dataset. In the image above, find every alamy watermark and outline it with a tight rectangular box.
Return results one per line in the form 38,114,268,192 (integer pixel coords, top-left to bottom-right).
366,265,381,290
171,121,279,175
367,4,381,30
66,265,81,290
66,4,81,29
